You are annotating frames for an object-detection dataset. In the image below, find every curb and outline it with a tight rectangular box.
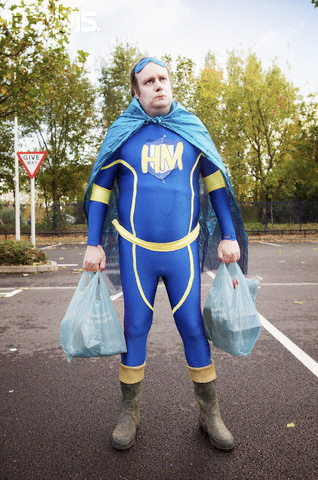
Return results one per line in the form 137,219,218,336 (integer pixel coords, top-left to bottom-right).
0,261,58,274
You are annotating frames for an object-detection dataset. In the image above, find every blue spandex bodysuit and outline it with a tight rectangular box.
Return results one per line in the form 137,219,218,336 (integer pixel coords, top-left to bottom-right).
87,125,236,369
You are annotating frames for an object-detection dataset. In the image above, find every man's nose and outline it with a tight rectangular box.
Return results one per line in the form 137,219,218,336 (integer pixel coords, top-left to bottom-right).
154,79,163,90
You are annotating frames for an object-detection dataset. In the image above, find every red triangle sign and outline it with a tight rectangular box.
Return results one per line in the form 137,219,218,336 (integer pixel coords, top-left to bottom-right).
17,151,47,179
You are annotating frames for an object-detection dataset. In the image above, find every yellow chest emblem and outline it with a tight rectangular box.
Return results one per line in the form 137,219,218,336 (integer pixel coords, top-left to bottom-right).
141,139,184,180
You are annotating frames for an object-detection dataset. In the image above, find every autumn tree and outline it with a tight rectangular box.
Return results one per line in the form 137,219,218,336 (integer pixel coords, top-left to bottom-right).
0,119,14,192
22,51,97,217
162,54,196,110
99,41,142,129
0,0,74,119
288,98,318,200
221,51,301,201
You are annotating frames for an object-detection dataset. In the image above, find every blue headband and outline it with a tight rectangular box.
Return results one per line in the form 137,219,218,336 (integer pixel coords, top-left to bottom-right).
135,57,166,73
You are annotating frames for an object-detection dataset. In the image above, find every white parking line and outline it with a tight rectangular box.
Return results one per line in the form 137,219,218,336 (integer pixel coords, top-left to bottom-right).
39,243,63,250
259,314,318,377
111,292,123,301
207,271,216,279
260,241,282,247
57,264,79,267
0,289,23,297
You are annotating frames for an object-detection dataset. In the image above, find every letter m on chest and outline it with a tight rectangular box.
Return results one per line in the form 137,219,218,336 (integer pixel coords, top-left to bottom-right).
141,138,184,179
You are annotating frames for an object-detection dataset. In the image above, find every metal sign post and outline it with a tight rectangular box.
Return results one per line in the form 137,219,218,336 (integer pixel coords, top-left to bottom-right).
17,151,47,247
30,176,36,246
14,115,20,240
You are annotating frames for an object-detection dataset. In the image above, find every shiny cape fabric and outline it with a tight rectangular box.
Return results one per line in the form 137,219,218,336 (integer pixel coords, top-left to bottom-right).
84,97,248,289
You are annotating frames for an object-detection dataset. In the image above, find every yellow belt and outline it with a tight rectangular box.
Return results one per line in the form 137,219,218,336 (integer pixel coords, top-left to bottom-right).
112,219,200,252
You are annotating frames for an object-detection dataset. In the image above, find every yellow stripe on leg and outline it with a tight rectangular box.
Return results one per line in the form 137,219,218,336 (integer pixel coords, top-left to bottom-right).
119,362,146,384
188,362,216,383
172,244,194,315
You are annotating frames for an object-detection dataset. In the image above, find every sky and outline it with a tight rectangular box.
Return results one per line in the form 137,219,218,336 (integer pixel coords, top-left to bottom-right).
62,0,318,98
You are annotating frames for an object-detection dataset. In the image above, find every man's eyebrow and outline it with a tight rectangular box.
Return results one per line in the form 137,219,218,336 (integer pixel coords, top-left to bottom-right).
143,74,167,83
144,75,155,83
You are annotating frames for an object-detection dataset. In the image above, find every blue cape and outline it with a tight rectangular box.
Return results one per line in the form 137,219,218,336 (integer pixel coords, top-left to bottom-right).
84,98,248,289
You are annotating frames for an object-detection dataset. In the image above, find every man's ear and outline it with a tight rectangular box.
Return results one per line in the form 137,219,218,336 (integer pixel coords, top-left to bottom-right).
134,89,139,100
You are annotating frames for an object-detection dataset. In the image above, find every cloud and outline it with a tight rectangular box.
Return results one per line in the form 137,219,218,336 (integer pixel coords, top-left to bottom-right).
257,22,305,50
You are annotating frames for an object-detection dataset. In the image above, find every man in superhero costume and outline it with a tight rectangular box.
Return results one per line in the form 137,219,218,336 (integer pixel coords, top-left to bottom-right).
83,58,247,451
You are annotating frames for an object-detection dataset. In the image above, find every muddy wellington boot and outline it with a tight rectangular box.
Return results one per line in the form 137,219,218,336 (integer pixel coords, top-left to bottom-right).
111,381,142,450
193,380,234,451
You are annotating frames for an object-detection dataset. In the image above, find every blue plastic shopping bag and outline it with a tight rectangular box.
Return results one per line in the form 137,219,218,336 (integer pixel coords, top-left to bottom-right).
60,270,127,363
203,262,261,356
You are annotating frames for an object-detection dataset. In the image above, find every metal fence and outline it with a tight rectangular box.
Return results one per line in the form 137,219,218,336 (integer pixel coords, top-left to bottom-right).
1,200,318,238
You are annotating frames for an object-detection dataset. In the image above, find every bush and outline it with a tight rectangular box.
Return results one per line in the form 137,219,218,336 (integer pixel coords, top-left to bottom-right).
0,240,47,265
0,206,15,225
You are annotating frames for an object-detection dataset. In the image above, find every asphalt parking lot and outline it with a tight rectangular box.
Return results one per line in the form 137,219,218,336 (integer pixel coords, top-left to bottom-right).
0,240,317,480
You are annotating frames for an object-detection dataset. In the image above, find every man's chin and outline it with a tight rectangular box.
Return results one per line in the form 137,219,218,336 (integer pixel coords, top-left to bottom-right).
152,101,172,115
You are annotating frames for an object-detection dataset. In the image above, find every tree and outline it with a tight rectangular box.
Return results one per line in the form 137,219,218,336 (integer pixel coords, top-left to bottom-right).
192,52,254,200
162,54,196,110
288,98,318,200
99,41,142,128
0,0,74,120
222,51,301,201
22,51,97,216
0,119,14,192
192,52,225,145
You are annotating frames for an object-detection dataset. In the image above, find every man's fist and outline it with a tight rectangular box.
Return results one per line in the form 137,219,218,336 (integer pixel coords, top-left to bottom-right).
217,239,240,264
83,245,106,272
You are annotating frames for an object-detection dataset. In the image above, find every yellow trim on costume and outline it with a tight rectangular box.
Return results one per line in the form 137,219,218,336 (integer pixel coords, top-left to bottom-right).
132,243,154,311
172,244,194,314
189,153,202,234
119,361,146,384
112,219,200,252
203,170,226,193
101,160,137,235
169,153,200,314
90,183,112,205
101,155,200,314
102,160,152,311
188,362,216,383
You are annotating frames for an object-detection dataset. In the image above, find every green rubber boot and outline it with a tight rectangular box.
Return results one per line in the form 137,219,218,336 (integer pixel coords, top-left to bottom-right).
193,380,234,451
111,381,142,450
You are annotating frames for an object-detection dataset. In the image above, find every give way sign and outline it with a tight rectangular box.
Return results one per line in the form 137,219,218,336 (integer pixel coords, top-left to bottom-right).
17,151,47,179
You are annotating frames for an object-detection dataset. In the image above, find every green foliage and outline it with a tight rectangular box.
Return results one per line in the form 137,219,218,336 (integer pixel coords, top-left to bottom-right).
0,119,15,192
0,203,15,224
23,51,97,206
288,99,318,200
200,51,302,201
0,239,47,265
0,0,74,120
162,54,196,110
99,41,142,128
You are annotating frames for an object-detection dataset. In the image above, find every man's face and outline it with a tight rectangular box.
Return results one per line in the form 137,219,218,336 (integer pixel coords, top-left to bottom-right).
134,62,173,117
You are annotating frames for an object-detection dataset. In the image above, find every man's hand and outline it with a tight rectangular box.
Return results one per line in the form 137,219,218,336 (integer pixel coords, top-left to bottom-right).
83,245,106,272
218,239,240,264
